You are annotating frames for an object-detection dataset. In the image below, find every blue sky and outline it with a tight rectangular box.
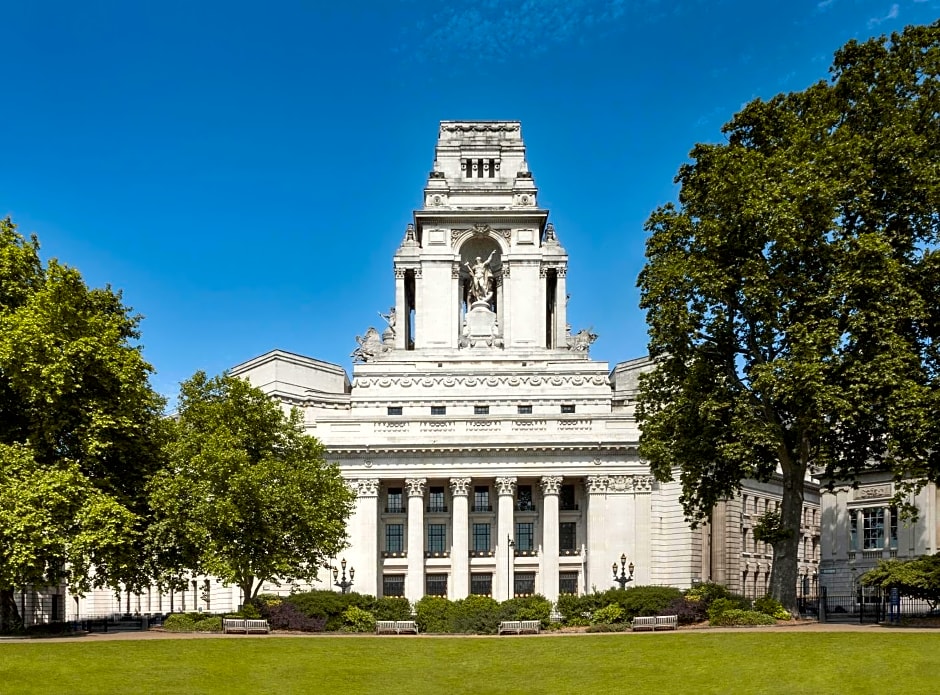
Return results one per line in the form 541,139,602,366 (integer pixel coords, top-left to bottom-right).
3,0,937,403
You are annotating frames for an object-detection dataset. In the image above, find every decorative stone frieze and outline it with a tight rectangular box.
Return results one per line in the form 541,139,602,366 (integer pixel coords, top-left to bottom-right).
540,475,563,496
634,475,655,492
405,478,427,497
856,484,892,500
495,477,517,496
586,475,609,494
450,478,472,496
355,479,380,497
353,374,608,389
608,475,632,492
440,122,520,134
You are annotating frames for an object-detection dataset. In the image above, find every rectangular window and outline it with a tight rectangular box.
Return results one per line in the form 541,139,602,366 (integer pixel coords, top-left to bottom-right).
474,405,489,415
560,484,577,511
561,404,575,414
559,571,579,595
514,572,536,597
517,404,532,414
473,523,491,552
386,487,404,513
850,514,858,551
863,508,885,550
470,573,493,596
516,484,534,512
387,406,403,416
431,405,446,415
427,523,447,554
890,507,898,550
516,522,534,551
473,485,491,512
383,575,405,597
428,486,447,513
559,522,577,552
426,573,448,597
386,524,404,553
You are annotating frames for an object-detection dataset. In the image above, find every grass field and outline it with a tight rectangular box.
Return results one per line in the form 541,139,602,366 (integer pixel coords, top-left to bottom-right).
2,631,939,694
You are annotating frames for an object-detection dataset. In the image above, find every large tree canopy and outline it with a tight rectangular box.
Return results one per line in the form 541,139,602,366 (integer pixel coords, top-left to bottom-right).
636,22,939,611
148,372,355,605
0,218,167,630
861,553,940,611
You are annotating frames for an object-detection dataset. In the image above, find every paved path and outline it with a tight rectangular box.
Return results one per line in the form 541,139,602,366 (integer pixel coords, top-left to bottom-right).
3,620,937,644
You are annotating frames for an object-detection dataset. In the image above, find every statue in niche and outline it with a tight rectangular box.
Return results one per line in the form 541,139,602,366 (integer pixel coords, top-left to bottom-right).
464,250,496,304
351,327,386,363
567,327,598,352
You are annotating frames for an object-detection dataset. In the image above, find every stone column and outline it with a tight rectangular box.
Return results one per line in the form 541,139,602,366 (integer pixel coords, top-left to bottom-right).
394,267,407,350
496,477,517,600
883,505,892,553
450,478,471,599
585,476,609,592
405,478,426,601
540,476,562,602
554,267,568,349
856,508,864,552
349,479,379,597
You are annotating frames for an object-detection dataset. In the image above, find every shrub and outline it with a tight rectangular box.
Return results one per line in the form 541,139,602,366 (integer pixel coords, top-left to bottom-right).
238,602,262,619
163,614,196,632
449,595,501,634
373,597,413,622
285,590,368,631
709,609,776,627
753,596,791,621
585,623,626,632
342,606,376,633
616,586,684,619
661,596,707,625
263,601,327,632
685,582,734,607
591,603,624,625
498,595,552,626
193,616,222,632
415,596,452,634
556,593,594,625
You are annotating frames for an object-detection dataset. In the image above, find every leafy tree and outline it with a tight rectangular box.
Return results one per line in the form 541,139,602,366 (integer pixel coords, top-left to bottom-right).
861,553,940,612
637,23,940,611
0,218,167,630
148,372,355,605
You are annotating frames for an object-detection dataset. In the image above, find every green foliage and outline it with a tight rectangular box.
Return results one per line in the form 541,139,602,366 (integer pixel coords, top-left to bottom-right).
238,602,262,619
372,597,412,622
590,603,624,625
585,622,627,632
753,595,792,620
449,595,501,634
497,595,552,626
707,597,751,622
342,606,376,633
162,614,196,632
753,511,792,545
147,372,356,604
861,552,940,610
555,592,592,624
636,22,940,611
414,596,452,634
684,582,733,607
615,585,684,619
0,218,168,629
193,616,223,632
709,609,776,627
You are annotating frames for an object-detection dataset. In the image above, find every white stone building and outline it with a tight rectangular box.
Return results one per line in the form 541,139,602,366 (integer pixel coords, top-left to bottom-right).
35,121,820,622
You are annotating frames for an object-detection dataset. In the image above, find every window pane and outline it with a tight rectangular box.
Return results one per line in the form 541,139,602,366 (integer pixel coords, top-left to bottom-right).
387,488,404,513
383,575,405,597
426,573,448,597
470,573,492,596
386,524,404,553
560,484,576,511
474,405,489,415
516,485,534,512
428,486,446,513
516,522,534,551
517,404,532,414
514,572,536,597
473,486,490,512
428,523,447,553
431,406,446,415
559,522,577,551
863,508,884,550
473,523,491,552
559,572,578,595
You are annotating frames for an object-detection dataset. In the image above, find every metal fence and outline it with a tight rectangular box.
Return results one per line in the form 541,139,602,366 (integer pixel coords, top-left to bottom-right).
806,587,939,624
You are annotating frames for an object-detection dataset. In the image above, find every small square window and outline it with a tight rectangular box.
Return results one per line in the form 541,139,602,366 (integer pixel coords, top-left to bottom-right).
561,404,575,414
431,406,447,415
470,573,492,596
426,573,448,597
383,575,405,597
559,571,579,595
474,405,489,415
387,406,403,416
517,405,532,414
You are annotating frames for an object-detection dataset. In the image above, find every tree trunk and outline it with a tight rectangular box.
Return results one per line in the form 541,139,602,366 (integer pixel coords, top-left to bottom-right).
1,588,23,633
769,461,806,613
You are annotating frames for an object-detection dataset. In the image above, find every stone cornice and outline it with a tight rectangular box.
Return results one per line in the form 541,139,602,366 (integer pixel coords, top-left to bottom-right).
353,374,609,389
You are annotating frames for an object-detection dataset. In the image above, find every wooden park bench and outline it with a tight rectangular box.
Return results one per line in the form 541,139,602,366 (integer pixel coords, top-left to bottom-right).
245,619,270,634
222,618,247,634
376,620,419,635
630,616,656,631
498,620,540,635
654,615,678,630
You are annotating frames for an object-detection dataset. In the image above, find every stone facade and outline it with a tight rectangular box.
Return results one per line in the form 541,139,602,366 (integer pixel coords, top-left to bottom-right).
37,121,820,621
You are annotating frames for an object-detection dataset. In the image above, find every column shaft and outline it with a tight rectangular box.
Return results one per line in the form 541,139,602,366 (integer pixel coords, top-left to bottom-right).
496,477,517,601
450,478,471,599
406,478,426,601
541,476,562,602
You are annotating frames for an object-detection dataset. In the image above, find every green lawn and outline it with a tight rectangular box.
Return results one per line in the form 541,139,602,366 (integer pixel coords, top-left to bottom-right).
2,632,938,694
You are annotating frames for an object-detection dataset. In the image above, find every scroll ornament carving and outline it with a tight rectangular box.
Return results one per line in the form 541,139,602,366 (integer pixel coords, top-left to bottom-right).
586,475,609,494
495,477,517,496
450,477,472,496
441,122,519,134
540,475,563,496
608,475,631,492
356,479,380,497
857,484,892,500
634,475,655,492
405,478,427,497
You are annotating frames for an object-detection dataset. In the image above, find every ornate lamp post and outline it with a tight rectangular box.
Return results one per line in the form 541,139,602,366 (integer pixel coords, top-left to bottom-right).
612,553,635,589
333,558,355,594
